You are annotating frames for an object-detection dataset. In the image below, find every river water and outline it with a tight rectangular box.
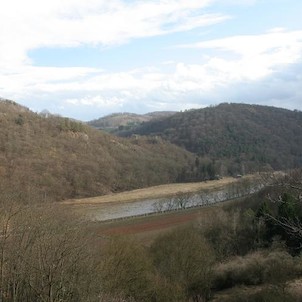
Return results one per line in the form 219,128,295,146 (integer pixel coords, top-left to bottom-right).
84,182,263,221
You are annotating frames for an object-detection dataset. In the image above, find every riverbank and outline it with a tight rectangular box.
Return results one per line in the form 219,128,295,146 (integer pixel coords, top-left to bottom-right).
62,174,259,205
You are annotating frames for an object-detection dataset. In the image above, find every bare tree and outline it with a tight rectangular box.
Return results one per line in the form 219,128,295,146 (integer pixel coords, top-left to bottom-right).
261,169,302,243
0,202,101,302
151,227,215,301
172,193,191,209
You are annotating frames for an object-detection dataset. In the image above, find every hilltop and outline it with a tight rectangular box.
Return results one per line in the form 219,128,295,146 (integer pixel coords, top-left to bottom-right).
88,111,176,132
115,103,302,176
0,99,194,202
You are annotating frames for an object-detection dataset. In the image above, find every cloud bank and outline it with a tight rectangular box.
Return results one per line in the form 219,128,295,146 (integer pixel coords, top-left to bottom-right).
0,0,301,120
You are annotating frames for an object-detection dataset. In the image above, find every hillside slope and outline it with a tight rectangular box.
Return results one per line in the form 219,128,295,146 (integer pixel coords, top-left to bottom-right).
117,103,302,176
0,100,194,202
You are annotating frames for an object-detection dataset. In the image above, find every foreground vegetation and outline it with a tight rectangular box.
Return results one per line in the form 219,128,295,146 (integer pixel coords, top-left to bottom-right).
1,169,302,301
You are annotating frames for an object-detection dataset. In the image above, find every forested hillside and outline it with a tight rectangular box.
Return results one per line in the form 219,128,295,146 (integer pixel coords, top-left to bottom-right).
0,99,193,202
117,103,302,176
3,99,302,202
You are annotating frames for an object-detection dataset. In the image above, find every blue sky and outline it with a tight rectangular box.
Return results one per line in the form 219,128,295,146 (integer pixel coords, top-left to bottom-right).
0,0,302,121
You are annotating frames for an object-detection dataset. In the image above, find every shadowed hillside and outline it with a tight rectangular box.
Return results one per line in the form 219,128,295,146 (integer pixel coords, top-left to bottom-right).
116,103,302,176
0,99,193,202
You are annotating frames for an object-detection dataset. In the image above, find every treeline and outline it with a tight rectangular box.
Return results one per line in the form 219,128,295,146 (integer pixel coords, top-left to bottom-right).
1,170,302,301
117,103,302,175
0,100,195,202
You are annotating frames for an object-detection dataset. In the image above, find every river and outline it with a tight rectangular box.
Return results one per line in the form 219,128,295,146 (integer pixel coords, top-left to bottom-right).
83,182,263,221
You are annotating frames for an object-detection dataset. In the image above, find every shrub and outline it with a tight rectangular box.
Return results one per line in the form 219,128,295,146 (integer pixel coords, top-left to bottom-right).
100,238,154,302
151,226,215,301
213,251,298,291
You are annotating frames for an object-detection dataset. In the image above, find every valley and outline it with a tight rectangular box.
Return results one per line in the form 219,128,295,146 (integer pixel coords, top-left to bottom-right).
0,98,302,302
1,1,302,300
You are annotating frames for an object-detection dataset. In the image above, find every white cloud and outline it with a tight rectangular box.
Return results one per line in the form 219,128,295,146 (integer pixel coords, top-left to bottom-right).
178,29,302,81
65,95,125,108
214,0,257,5
0,0,224,68
0,66,99,98
185,28,302,58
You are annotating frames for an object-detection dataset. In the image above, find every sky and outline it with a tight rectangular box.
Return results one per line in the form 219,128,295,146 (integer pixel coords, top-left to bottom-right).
0,0,302,121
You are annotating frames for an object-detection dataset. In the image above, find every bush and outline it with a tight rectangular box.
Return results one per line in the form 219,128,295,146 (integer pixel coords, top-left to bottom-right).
204,208,262,260
151,226,215,301
213,251,298,291
100,238,154,302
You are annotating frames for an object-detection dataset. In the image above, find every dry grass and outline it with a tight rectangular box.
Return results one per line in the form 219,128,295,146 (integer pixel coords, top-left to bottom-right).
62,175,255,205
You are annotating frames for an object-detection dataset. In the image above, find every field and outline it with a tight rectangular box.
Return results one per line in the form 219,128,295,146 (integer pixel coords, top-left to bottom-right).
94,204,224,244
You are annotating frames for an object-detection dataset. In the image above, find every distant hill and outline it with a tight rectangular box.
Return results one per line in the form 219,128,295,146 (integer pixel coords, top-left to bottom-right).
88,111,176,132
0,99,193,202
117,103,302,176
